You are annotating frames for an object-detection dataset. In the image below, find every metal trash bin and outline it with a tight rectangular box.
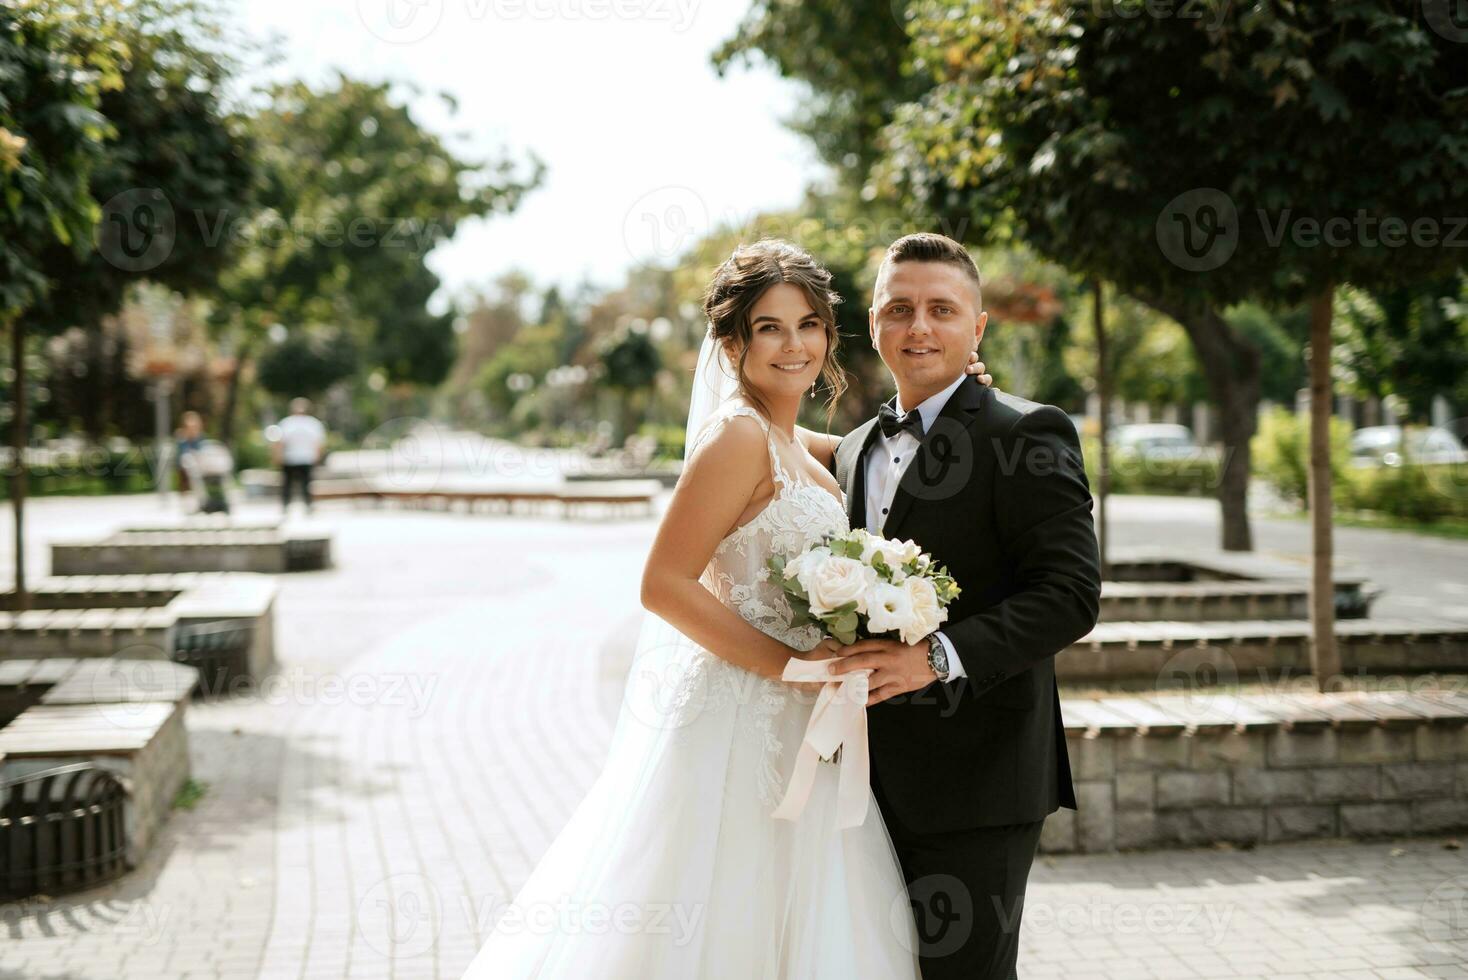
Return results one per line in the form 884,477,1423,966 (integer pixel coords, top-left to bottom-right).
0,763,129,899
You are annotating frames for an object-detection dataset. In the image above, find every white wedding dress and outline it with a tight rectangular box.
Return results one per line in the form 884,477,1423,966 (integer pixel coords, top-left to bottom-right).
461,403,920,979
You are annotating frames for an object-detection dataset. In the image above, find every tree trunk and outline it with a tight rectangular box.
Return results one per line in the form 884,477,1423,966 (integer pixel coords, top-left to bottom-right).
1092,280,1110,577
9,316,28,608
1141,295,1262,551
1307,286,1341,691
219,334,252,446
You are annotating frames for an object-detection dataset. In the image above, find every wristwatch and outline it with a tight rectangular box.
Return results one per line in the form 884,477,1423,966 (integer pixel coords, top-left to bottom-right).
925,633,950,682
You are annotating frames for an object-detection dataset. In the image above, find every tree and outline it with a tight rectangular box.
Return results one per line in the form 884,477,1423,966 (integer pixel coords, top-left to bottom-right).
715,0,929,187
214,75,541,438
598,326,662,442
717,0,1259,549
881,0,1467,685
1335,276,1468,422
255,326,359,398
0,1,125,601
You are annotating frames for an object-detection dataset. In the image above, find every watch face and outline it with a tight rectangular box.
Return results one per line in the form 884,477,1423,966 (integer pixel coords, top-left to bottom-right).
928,637,947,677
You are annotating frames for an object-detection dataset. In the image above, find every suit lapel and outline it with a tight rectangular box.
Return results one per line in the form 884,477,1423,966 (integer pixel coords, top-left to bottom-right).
838,418,882,531
882,377,991,538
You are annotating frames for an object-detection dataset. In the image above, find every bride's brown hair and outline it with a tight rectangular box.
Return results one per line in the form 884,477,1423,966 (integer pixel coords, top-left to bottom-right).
701,239,848,425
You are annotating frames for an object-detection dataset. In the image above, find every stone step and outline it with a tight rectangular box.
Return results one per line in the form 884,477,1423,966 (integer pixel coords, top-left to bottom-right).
1060,688,1468,737
1060,617,1468,681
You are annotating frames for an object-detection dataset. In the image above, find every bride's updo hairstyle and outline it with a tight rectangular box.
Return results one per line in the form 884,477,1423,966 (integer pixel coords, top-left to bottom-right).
701,238,848,424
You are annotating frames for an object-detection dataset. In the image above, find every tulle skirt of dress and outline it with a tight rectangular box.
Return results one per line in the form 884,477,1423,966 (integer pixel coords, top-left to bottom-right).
460,613,920,980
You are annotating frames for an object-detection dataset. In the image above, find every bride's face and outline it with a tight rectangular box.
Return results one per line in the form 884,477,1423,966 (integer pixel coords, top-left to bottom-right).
731,282,828,404
731,283,833,404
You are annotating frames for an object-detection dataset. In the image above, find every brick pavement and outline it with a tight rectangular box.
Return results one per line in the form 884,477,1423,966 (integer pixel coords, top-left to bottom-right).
1,495,1466,979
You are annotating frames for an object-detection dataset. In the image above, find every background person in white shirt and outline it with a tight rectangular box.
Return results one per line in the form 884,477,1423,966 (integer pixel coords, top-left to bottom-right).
271,397,326,515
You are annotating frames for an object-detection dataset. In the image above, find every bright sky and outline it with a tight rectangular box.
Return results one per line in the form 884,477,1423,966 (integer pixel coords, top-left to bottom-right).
232,0,821,302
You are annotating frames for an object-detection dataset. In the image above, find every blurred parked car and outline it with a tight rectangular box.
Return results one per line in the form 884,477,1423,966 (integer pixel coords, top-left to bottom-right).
1109,423,1204,460
1349,425,1467,467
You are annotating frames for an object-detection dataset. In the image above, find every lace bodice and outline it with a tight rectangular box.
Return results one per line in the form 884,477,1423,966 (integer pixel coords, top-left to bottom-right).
689,406,849,650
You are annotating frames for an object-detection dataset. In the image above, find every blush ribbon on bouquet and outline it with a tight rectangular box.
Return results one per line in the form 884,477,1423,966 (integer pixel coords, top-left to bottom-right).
770,657,871,830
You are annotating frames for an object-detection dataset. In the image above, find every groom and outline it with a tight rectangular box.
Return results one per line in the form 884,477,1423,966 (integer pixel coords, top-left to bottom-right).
830,233,1101,980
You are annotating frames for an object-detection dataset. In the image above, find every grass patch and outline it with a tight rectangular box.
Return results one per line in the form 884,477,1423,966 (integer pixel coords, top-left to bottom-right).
173,778,209,810
1267,508,1468,541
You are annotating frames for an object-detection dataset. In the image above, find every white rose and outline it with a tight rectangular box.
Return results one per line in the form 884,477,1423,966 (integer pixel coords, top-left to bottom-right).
900,575,947,645
860,535,923,574
802,555,878,616
864,581,915,638
783,546,831,588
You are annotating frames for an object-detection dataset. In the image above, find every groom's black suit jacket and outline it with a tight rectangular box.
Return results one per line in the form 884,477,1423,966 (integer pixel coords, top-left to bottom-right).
834,376,1100,834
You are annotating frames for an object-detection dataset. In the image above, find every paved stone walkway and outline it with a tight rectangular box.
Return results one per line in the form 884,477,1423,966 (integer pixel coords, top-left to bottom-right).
1,493,1466,979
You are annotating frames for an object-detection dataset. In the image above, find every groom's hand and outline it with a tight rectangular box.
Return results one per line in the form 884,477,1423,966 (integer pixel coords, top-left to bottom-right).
830,638,936,706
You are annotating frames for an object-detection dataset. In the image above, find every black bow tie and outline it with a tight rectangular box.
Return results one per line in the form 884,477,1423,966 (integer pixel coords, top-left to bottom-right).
877,401,925,440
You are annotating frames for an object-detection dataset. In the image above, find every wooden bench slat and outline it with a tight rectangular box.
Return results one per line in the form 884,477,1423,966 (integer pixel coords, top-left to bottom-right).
1093,696,1189,735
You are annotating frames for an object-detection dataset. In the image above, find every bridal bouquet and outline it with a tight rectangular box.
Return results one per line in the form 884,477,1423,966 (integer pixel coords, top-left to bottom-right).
766,529,961,646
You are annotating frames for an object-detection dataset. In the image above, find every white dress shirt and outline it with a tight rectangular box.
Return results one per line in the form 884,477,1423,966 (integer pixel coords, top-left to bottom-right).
861,373,968,679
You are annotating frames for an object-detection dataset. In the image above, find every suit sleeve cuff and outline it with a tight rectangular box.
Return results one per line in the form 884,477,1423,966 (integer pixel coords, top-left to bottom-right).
935,630,965,680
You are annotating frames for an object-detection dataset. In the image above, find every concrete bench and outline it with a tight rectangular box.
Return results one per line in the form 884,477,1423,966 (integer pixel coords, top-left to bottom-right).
1104,549,1375,618
0,658,196,876
1045,687,1468,853
51,527,331,574
1100,581,1316,622
1059,618,1468,682
0,573,277,690
313,478,659,519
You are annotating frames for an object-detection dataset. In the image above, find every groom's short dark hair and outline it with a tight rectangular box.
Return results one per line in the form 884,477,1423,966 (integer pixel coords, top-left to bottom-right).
878,233,982,306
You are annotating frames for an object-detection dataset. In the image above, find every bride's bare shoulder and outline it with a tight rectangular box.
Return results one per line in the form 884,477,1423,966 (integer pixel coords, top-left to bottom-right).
685,409,768,472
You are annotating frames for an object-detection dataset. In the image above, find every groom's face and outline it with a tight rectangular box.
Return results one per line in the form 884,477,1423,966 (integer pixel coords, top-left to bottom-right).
869,260,987,405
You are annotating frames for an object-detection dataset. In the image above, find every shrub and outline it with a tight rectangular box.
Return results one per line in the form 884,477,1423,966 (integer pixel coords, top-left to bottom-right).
1251,407,1351,505
1251,407,1468,523
1083,438,1221,496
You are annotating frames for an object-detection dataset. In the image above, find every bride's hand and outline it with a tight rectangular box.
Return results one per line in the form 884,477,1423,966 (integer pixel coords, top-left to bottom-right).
783,640,840,696
964,352,994,387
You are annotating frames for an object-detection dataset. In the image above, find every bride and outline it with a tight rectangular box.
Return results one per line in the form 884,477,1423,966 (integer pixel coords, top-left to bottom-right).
462,239,988,979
